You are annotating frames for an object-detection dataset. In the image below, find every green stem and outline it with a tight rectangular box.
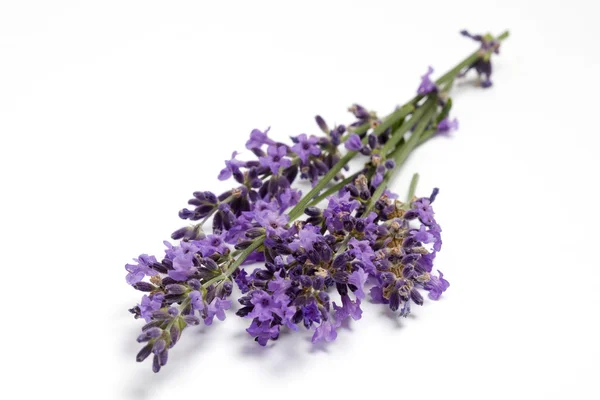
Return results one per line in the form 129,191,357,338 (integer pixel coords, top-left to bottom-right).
336,109,436,256
306,171,363,208
205,30,509,279
288,151,356,221
381,99,435,156
364,105,437,216
202,235,266,287
407,173,419,204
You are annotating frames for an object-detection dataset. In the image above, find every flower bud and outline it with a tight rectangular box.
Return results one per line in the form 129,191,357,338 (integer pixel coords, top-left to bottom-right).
152,339,167,354
152,354,161,373
304,206,322,217
158,350,169,366
133,282,156,292
410,289,424,306
236,306,253,317
404,210,419,220
315,115,329,133
166,284,187,295
151,310,171,320
169,324,181,346
187,279,201,290
200,257,219,270
389,291,400,311
136,344,153,362
183,315,201,326
178,208,195,220
245,227,265,238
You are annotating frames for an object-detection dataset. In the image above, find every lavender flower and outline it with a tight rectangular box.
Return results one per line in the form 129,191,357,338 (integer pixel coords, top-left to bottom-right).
218,151,245,181
260,145,292,174
437,117,459,134
125,29,509,371
125,254,158,285
424,270,450,300
460,30,501,88
139,293,164,322
246,127,274,150
345,134,363,151
291,133,321,164
417,66,437,95
204,298,232,325
312,321,338,343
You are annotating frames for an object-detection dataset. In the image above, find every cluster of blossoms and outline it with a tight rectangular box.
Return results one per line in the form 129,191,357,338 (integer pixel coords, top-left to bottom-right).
124,30,505,372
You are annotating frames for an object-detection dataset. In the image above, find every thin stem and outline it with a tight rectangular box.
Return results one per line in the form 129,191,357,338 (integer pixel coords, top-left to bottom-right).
207,31,510,276
417,127,437,145
381,99,435,156
335,108,436,256
345,103,415,138
364,105,437,216
288,151,356,221
306,170,363,208
406,173,419,204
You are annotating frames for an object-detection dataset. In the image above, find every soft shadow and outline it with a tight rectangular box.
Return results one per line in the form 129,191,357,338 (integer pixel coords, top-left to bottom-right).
124,322,220,400
236,326,317,376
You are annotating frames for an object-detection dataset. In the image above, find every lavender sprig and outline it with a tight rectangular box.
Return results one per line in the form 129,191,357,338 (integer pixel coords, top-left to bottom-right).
125,29,509,372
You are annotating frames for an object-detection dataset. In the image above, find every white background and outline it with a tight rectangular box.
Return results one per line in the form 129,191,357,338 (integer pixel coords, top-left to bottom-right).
1,1,599,399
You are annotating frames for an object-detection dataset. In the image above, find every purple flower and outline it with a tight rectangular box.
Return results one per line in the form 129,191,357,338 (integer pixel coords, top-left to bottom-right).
259,145,291,175
417,252,436,273
218,151,245,181
168,256,195,281
245,127,274,150
424,270,450,300
459,31,500,88
411,225,435,244
289,224,321,252
411,197,436,226
165,241,200,281
323,191,360,232
139,293,164,322
267,275,292,296
248,290,279,322
234,269,250,293
291,133,321,164
348,268,368,299
189,290,205,311
370,286,389,304
247,319,280,346
204,298,231,325
254,209,289,236
437,117,459,134
196,233,228,256
125,254,158,285
302,301,321,328
417,66,437,95
312,320,338,343
277,187,301,211
344,134,363,151
224,213,254,244
348,239,376,274
399,301,411,317
371,165,386,188
333,295,362,321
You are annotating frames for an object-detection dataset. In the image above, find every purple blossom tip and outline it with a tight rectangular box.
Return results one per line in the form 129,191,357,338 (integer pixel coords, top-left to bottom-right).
437,117,459,134
417,66,438,95
344,134,363,151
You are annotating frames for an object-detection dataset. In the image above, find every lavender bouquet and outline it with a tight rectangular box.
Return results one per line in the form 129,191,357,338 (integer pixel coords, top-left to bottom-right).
126,30,508,372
